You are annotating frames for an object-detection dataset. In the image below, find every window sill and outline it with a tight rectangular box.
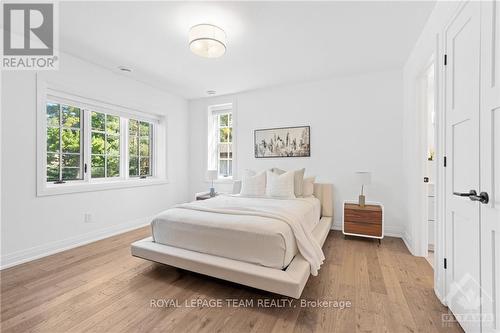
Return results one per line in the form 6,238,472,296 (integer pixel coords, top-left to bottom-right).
205,178,234,184
37,178,169,197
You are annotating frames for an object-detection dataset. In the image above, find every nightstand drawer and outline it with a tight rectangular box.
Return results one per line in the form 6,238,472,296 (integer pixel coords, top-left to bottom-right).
344,221,382,237
343,201,384,240
344,204,382,224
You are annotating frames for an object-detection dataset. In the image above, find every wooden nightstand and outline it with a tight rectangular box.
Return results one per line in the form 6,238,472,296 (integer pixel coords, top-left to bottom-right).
342,200,384,243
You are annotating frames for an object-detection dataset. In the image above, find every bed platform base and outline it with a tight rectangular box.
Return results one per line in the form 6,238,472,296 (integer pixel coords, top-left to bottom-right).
131,216,332,299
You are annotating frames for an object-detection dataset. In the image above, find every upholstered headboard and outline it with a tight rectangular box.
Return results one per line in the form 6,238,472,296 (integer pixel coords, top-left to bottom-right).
313,183,333,217
231,181,333,218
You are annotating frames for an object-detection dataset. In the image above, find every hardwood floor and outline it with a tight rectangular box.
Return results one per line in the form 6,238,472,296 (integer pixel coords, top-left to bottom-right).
0,228,463,333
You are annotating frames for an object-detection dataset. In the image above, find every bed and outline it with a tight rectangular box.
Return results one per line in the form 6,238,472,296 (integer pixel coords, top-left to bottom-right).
131,182,333,298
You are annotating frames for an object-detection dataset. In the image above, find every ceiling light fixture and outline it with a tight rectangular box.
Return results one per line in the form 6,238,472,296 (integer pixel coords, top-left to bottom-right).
189,24,226,58
206,90,217,95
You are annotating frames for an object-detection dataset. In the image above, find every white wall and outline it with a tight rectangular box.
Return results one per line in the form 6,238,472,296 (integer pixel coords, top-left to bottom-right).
188,70,407,235
0,52,190,268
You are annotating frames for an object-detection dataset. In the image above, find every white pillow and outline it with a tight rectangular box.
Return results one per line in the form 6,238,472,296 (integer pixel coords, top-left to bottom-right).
302,176,316,197
266,170,296,199
271,168,305,197
240,170,266,196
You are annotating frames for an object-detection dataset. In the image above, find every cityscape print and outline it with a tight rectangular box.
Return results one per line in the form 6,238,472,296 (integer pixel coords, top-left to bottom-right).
254,126,310,158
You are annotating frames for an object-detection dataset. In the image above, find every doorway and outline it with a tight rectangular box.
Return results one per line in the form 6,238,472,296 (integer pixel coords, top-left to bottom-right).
421,61,437,269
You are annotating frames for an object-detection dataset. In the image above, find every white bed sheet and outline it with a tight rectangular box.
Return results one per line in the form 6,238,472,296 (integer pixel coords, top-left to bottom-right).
151,196,321,269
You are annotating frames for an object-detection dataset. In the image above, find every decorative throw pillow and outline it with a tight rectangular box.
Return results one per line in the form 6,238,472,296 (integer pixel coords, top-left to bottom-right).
266,170,296,198
302,176,316,197
271,168,305,197
240,170,266,196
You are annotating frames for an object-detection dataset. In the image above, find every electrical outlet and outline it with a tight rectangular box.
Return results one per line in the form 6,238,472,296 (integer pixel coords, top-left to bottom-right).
84,213,93,223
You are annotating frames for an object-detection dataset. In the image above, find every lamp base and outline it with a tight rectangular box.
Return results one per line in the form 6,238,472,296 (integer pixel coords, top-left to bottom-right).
358,194,366,207
209,188,216,197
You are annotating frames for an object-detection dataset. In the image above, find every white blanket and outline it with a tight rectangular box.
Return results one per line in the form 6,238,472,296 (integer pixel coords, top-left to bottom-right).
175,195,325,276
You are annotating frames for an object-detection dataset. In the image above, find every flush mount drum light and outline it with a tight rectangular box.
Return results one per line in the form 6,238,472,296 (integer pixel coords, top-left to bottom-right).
189,24,226,58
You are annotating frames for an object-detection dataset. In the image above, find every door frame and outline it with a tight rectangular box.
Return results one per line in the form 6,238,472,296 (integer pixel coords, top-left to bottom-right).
413,31,448,304
435,26,448,305
479,0,500,330
417,56,437,261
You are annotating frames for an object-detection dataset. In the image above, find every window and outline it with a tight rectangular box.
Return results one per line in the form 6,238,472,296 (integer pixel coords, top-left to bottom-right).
128,119,153,177
217,113,232,177
46,103,83,182
40,89,164,195
207,104,234,179
91,112,120,178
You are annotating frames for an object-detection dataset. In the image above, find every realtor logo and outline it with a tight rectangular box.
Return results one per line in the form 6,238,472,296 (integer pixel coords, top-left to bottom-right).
2,2,58,70
442,273,494,327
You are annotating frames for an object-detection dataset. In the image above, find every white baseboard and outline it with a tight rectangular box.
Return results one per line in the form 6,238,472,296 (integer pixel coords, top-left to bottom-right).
332,221,417,256
401,230,414,255
0,217,151,270
331,220,404,238
434,285,447,306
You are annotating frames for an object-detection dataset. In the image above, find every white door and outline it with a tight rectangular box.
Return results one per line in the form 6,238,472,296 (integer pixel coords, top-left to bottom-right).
480,1,500,332
445,2,482,332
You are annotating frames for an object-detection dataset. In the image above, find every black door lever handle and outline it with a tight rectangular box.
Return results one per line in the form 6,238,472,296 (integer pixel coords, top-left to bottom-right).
473,192,489,204
453,190,477,197
453,190,489,204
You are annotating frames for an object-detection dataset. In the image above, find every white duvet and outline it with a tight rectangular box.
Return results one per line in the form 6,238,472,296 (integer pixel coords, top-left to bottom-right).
174,195,325,276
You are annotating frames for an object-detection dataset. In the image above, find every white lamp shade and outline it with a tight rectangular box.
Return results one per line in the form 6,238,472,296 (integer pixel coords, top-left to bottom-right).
206,169,218,181
356,172,372,185
189,24,226,58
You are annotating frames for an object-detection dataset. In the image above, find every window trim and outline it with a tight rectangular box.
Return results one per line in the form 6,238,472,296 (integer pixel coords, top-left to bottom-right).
37,79,168,196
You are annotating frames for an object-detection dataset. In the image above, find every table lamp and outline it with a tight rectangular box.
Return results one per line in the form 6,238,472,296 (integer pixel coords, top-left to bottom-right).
356,172,371,207
206,170,218,197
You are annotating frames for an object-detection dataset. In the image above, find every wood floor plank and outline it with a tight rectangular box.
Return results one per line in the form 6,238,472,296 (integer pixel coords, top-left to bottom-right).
2,263,151,332
0,227,464,333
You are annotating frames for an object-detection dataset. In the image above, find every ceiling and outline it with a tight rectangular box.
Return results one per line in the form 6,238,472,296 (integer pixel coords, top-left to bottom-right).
60,1,436,99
